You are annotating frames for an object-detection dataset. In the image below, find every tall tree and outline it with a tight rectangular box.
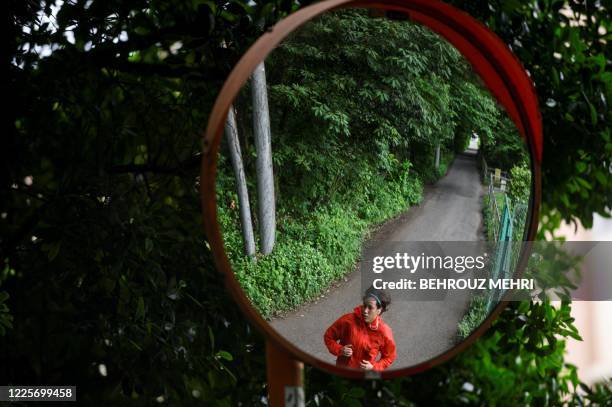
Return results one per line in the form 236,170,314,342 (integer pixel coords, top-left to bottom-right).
252,61,276,255
225,105,256,257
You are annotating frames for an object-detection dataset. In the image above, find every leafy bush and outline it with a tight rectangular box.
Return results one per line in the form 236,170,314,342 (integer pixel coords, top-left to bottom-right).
479,115,529,172
417,148,455,184
509,164,531,205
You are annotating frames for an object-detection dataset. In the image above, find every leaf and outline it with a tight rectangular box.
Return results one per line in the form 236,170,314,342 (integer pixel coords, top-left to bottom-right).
216,350,233,361
575,177,592,190
594,171,607,186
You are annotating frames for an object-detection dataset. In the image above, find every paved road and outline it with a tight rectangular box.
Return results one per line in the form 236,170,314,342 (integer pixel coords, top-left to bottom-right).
270,150,484,370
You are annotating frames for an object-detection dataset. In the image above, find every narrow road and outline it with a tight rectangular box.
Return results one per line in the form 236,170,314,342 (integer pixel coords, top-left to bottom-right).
270,150,484,370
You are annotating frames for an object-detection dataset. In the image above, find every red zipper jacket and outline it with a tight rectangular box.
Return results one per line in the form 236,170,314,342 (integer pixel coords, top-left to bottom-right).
324,305,396,371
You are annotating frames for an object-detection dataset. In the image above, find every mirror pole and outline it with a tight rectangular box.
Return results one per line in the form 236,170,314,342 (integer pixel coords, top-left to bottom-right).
266,339,305,407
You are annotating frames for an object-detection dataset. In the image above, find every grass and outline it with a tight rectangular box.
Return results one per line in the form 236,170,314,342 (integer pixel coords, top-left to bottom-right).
456,294,489,340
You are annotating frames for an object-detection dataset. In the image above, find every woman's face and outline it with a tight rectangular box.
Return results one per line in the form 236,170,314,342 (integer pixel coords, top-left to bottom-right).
362,298,382,324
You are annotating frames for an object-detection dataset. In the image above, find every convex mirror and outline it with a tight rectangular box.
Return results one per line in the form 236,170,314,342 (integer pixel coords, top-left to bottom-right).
202,0,542,378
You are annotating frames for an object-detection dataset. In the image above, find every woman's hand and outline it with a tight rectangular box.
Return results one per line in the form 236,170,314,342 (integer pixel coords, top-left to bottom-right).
341,344,353,357
360,360,374,370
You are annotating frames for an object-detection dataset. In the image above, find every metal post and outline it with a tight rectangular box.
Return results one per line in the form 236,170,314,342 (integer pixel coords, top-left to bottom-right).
266,340,304,407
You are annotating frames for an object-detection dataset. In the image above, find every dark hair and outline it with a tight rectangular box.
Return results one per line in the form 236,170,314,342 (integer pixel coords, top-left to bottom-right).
363,286,391,314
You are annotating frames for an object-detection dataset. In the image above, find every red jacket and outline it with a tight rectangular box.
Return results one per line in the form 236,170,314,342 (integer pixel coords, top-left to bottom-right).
324,306,396,371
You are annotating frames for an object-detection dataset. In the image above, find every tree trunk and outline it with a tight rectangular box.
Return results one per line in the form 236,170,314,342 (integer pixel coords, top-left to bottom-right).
225,104,256,257
434,142,441,169
251,62,276,255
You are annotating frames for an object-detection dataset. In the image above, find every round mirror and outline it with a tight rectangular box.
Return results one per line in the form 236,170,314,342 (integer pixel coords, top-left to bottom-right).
202,1,541,378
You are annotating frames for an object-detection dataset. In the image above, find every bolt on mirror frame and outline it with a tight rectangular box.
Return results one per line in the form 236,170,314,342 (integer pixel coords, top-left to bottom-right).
200,0,542,379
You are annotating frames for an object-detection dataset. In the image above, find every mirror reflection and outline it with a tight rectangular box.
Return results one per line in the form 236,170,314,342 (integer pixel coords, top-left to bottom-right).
215,8,533,371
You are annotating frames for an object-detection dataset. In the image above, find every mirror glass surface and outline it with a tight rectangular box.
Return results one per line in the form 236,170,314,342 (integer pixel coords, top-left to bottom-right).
215,8,533,371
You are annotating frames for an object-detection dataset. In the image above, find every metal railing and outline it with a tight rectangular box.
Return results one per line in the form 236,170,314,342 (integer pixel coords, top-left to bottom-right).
487,182,501,241
485,195,529,313
482,157,529,313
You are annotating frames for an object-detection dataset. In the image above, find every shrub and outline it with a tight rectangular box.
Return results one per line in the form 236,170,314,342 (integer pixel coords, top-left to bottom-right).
509,164,531,205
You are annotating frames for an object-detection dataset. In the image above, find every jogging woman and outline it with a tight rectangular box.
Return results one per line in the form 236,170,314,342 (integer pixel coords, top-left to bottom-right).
323,287,396,371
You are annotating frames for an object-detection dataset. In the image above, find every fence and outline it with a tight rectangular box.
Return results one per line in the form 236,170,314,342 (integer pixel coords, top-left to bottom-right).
481,156,510,192
483,160,528,313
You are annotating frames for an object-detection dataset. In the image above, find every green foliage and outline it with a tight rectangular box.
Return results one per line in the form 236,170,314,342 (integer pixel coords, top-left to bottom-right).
452,81,501,150
4,0,611,404
218,10,507,317
454,131,472,153
436,150,456,183
414,147,456,185
454,300,585,405
483,192,504,242
457,295,488,340
265,9,502,178
509,164,532,205
523,242,584,302
479,115,530,171
450,0,612,230
4,1,280,402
